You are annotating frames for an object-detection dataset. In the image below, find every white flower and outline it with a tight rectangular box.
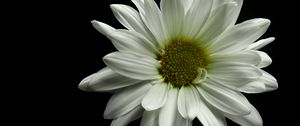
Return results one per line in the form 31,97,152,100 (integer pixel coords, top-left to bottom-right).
79,0,278,125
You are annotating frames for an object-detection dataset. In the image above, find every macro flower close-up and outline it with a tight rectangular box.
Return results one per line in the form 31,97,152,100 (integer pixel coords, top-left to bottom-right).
78,0,278,125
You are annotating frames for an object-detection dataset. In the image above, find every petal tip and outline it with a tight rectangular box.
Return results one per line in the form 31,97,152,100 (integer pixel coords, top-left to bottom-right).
269,37,275,41
256,18,271,27
102,54,113,65
263,19,271,25
110,4,119,10
103,111,113,119
90,20,98,24
78,79,90,91
78,74,96,91
267,80,278,91
141,100,157,111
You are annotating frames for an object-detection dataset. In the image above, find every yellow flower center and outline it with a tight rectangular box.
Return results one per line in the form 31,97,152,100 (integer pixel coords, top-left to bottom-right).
159,38,210,88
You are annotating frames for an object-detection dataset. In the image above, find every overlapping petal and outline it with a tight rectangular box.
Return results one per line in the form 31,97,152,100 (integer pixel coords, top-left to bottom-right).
111,105,144,126
239,70,278,93
109,30,159,58
247,37,275,50
159,88,178,126
140,110,159,126
207,62,262,89
110,4,157,44
196,2,238,44
183,0,213,38
104,83,151,119
78,67,141,92
197,97,227,126
212,0,243,27
160,0,185,38
103,52,160,80
209,18,271,55
178,85,200,120
142,81,169,111
135,0,167,46
197,81,251,116
225,97,263,126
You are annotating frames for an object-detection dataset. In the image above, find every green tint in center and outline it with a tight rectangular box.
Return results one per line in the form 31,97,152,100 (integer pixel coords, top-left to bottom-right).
159,38,210,87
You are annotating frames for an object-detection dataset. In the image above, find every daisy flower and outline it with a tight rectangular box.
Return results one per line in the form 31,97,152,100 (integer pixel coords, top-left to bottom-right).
79,0,278,125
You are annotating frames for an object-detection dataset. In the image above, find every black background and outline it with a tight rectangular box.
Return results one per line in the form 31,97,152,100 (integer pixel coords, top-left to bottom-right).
9,0,294,125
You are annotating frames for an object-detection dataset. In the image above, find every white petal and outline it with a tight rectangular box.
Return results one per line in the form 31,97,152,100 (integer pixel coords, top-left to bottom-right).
178,85,200,120
256,51,272,68
141,0,167,46
160,0,184,37
140,110,159,126
174,113,192,126
246,37,275,50
132,0,145,15
110,4,144,31
159,88,178,126
225,102,263,126
78,67,141,92
78,72,95,91
211,50,261,66
110,4,157,44
196,2,238,44
183,0,213,38
197,97,226,126
103,52,160,80
212,0,243,27
210,18,271,55
230,0,243,26
109,30,159,58
238,81,266,94
240,70,278,93
207,62,262,89
91,20,115,37
261,70,278,91
111,105,144,126
104,83,151,119
182,0,193,13
142,81,168,111
211,50,272,68
197,82,251,116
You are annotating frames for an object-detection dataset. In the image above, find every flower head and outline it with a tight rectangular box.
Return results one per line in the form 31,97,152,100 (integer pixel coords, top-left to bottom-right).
79,0,278,125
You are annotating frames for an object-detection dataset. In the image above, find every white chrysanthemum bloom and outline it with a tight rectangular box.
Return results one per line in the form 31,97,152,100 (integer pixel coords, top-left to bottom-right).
79,0,278,125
